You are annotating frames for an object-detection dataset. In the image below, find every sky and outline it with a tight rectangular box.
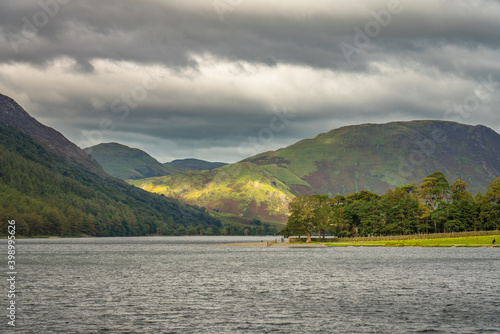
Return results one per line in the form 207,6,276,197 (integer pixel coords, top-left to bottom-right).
1,0,499,163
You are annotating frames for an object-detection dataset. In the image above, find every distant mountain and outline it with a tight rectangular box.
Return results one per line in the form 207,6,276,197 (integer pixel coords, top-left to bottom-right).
85,143,177,180
0,94,221,236
85,143,227,180
165,158,227,173
130,121,500,223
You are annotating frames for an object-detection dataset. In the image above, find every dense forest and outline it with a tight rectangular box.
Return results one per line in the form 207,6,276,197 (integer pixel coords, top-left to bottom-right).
0,126,222,237
282,171,500,242
218,219,278,236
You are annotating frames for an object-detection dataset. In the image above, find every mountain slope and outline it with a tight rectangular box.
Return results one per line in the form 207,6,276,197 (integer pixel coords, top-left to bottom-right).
85,143,227,180
130,121,500,222
0,93,102,173
0,94,221,236
130,163,295,222
243,121,500,195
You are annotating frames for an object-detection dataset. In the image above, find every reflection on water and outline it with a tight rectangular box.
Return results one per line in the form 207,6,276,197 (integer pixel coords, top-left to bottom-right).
3,236,500,333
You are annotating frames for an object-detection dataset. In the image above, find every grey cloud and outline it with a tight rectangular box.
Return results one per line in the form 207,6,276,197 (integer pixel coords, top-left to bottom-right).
1,0,500,162
2,0,500,72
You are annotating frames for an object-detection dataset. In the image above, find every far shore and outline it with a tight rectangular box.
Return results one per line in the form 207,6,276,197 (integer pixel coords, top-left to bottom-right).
209,242,326,248
4,232,499,248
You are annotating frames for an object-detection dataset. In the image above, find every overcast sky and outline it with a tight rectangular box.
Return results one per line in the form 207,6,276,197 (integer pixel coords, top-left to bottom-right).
1,0,499,163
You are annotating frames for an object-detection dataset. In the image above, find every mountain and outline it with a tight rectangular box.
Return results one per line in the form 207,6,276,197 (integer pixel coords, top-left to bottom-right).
0,94,221,236
164,158,227,173
85,143,227,180
85,143,177,180
243,121,500,195
0,93,102,173
129,120,500,223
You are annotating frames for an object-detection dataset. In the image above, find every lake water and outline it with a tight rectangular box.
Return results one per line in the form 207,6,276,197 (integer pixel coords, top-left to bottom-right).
2,236,499,333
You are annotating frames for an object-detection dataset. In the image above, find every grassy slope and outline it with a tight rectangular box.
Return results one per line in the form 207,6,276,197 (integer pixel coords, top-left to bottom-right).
130,162,294,222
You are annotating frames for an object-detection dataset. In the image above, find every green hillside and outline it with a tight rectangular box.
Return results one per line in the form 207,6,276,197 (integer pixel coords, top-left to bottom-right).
243,121,500,195
85,143,179,180
86,143,227,180
0,126,221,236
130,121,500,223
130,162,295,222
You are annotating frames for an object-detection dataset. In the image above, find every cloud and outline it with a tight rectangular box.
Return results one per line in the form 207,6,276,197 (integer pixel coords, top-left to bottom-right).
3,0,500,70
0,0,499,162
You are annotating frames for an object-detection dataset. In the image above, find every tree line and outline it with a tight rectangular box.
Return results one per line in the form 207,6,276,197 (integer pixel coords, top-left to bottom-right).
281,172,500,242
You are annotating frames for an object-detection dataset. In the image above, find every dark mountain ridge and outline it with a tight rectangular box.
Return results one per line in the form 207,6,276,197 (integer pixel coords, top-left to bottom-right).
0,93,101,173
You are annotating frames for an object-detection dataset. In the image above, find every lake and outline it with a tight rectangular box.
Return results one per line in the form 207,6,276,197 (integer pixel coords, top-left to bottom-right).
2,236,499,333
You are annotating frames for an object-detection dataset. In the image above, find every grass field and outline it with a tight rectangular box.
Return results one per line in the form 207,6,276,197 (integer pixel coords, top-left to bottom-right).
325,235,500,247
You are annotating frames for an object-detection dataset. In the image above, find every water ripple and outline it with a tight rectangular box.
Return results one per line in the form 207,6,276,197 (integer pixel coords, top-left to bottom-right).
1,236,498,333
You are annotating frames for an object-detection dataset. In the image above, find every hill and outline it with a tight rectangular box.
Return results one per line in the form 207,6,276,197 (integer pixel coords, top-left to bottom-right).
165,158,227,173
130,163,295,222
85,143,178,180
130,121,500,223
85,143,227,180
243,121,500,195
0,94,221,236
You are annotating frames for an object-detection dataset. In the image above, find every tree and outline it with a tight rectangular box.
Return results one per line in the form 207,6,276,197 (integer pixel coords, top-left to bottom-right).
479,177,500,230
329,195,350,237
312,195,332,239
429,171,451,203
448,181,476,232
483,177,500,204
280,225,292,238
417,172,450,232
287,195,318,242
430,203,449,233
451,179,472,202
416,202,432,233
418,172,450,208
418,177,437,209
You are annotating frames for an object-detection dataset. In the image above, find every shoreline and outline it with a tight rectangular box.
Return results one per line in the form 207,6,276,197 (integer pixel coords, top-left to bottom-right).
209,239,500,248
208,242,327,248
209,242,499,248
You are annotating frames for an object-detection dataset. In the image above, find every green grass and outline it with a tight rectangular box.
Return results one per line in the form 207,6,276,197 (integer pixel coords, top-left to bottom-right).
326,235,500,247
